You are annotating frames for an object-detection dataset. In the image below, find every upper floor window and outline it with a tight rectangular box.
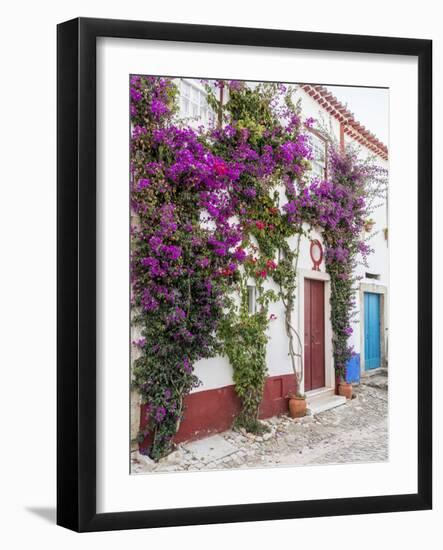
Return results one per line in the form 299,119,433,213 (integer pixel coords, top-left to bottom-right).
179,79,215,125
308,130,328,180
247,285,257,315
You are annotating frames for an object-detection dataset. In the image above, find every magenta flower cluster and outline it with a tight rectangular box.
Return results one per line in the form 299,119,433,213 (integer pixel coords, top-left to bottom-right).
131,76,252,459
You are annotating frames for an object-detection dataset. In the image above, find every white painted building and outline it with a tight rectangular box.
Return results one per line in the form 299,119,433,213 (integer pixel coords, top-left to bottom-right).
132,79,389,444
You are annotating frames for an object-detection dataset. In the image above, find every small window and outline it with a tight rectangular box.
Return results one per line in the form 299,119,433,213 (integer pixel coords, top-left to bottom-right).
308,130,328,180
179,80,215,125
247,286,257,314
365,272,380,280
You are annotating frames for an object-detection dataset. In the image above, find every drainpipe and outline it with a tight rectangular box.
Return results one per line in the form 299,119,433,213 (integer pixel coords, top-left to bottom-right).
218,81,224,128
339,122,346,152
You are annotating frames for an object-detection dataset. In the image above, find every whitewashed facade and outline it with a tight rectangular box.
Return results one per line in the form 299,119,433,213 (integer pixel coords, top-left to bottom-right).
131,79,389,443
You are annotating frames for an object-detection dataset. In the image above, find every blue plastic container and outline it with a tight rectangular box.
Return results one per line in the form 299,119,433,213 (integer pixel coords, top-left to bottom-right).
345,353,360,384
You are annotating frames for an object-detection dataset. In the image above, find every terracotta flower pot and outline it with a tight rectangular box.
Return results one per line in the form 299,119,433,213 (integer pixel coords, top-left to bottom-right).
338,382,353,399
288,396,307,418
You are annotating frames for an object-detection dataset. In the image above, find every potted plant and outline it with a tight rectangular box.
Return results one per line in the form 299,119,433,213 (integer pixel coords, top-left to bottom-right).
338,379,353,399
287,392,307,418
281,287,307,418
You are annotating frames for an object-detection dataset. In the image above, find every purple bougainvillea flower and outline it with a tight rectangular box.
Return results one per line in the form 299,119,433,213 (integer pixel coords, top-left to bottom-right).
137,178,150,190
161,245,182,260
150,98,168,118
233,248,247,262
133,337,147,348
164,388,172,400
141,289,159,312
130,87,142,102
228,80,244,91
243,187,257,198
182,357,192,373
140,256,157,268
197,257,210,268
155,406,166,422
148,236,163,251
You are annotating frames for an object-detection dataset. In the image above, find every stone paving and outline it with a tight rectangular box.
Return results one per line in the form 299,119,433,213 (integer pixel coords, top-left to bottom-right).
131,372,388,474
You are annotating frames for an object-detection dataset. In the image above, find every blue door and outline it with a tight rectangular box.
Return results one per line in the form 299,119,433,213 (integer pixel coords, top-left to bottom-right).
364,292,381,370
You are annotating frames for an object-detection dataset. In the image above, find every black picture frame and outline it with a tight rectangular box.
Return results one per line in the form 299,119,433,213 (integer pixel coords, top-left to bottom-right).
57,17,432,532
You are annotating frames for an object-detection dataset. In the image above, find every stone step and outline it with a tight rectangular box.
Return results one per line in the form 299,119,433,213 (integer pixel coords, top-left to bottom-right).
182,434,238,462
307,393,347,415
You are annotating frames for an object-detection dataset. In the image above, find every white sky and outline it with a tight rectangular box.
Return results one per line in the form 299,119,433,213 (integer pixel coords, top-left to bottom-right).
325,85,389,147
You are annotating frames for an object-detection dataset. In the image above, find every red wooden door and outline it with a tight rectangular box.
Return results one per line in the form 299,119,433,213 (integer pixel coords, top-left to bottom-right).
304,279,325,391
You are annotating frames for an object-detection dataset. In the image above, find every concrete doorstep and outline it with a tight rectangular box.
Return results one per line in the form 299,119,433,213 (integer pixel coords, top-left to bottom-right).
307,394,347,415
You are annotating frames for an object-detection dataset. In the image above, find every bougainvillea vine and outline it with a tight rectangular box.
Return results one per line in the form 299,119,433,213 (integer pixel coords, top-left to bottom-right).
283,145,387,380
130,76,246,460
206,80,315,427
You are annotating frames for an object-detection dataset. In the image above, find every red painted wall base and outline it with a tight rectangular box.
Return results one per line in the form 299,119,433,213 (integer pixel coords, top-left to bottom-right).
139,373,296,452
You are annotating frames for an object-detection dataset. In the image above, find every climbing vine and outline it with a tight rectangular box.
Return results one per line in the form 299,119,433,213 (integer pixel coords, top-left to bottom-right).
130,76,246,460
324,148,387,380
218,259,277,434
284,145,387,381
205,81,313,426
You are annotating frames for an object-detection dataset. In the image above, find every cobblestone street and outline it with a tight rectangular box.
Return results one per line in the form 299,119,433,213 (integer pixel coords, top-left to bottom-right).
131,373,388,474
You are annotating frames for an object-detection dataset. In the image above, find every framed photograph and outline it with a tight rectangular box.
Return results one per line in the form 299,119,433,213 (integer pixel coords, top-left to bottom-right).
57,17,432,532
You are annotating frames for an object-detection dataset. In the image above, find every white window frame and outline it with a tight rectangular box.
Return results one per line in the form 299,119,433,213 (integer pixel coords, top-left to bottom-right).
308,130,328,180
179,79,215,125
247,285,257,315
